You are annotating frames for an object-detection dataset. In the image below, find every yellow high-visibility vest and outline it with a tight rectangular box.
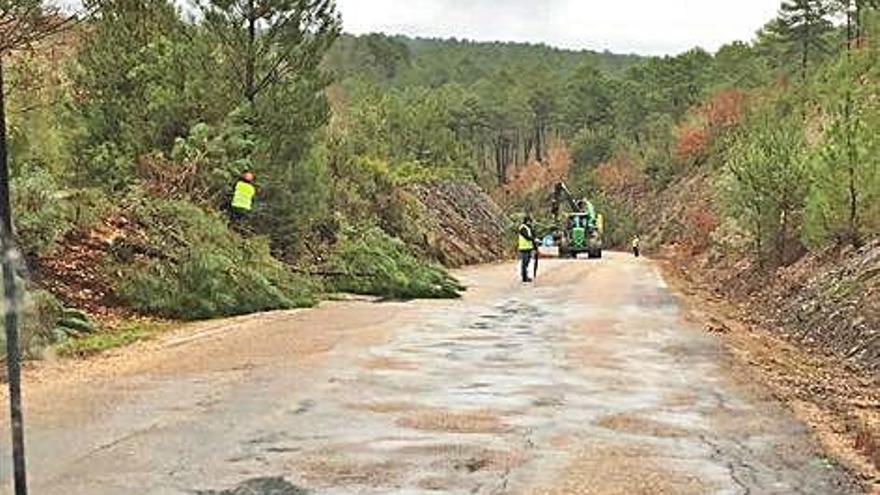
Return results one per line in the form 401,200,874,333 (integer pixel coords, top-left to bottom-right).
518,224,534,251
231,181,256,211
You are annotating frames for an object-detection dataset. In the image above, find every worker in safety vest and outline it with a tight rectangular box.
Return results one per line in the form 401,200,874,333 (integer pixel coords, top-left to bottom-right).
229,171,257,222
518,214,537,283
632,235,641,258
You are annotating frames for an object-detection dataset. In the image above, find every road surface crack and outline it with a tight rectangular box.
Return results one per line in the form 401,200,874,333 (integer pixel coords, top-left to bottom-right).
698,433,752,495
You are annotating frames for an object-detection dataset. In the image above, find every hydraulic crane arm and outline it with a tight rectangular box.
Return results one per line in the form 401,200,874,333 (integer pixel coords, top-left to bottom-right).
552,182,580,221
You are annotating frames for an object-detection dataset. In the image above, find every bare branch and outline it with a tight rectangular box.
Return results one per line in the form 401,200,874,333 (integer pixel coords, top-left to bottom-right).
0,1,101,55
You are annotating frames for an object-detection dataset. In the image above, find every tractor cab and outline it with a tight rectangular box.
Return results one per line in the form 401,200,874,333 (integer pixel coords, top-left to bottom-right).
561,212,603,259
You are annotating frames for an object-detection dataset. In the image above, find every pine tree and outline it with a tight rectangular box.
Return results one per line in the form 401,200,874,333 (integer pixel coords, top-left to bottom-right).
806,52,880,247
726,111,811,266
195,0,341,105
846,0,879,47
772,0,835,83
1,1,75,241
75,0,195,170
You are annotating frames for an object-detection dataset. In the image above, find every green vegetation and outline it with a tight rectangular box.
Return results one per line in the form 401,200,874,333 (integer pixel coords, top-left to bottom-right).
329,226,464,299
116,197,319,319
551,2,880,268
724,107,811,265
55,321,170,358
327,35,647,185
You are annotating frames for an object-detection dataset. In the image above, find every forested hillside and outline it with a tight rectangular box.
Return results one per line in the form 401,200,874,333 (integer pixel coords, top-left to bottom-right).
3,0,879,367
569,2,880,376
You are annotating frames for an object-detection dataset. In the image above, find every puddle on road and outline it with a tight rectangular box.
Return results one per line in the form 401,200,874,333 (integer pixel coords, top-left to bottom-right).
196,477,309,495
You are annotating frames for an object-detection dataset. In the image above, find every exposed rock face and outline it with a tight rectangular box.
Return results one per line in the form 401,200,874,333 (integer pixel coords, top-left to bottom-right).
400,181,510,268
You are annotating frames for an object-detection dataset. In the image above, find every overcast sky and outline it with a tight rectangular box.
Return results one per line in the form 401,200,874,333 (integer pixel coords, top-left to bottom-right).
336,0,781,56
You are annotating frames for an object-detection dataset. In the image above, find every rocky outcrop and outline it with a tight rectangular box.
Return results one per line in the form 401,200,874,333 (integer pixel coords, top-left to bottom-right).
397,181,510,268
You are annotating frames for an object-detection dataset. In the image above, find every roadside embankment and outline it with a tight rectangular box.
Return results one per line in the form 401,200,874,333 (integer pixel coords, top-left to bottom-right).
629,171,880,487
396,181,510,268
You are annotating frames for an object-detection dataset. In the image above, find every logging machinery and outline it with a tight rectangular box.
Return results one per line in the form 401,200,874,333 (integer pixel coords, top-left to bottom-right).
550,182,604,259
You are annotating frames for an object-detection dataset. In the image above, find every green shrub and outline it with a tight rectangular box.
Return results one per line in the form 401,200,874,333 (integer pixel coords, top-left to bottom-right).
11,168,75,256
328,226,464,299
80,142,138,194
11,167,115,257
55,321,170,358
118,198,317,320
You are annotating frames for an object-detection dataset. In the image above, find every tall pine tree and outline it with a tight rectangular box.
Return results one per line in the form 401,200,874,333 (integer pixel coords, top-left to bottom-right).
772,0,835,83
195,0,341,105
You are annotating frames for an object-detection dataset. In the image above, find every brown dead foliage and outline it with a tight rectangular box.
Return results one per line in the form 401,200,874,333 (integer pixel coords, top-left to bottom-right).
702,89,745,131
136,153,209,200
675,126,711,167
33,216,136,318
593,156,648,206
495,141,571,204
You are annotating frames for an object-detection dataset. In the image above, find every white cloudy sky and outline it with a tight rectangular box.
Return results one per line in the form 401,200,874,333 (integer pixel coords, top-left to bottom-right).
335,0,782,55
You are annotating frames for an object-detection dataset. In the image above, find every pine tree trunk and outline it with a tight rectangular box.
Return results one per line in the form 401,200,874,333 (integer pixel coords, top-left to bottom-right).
0,56,12,243
856,1,863,47
495,140,504,185
534,125,543,163
755,205,765,269
845,91,861,247
801,39,809,85
245,0,257,104
847,2,854,52
777,209,787,266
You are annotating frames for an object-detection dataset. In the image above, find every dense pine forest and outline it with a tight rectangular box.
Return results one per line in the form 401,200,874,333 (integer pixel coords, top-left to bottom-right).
2,0,879,356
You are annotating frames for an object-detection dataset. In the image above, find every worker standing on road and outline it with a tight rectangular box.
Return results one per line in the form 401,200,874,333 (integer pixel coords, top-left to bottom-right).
632,235,641,257
518,215,537,283
229,171,257,224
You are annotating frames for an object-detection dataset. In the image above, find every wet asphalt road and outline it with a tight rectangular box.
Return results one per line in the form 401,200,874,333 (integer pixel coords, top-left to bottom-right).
1,254,860,494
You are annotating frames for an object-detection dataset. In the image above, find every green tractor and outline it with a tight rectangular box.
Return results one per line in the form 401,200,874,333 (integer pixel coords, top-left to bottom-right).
551,183,604,259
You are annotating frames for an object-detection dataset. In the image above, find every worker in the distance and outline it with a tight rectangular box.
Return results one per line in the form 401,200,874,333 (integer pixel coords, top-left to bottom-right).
632,235,641,257
518,214,537,283
229,170,257,223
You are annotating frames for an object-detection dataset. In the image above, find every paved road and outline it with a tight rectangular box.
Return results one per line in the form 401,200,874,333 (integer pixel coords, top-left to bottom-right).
1,254,860,494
